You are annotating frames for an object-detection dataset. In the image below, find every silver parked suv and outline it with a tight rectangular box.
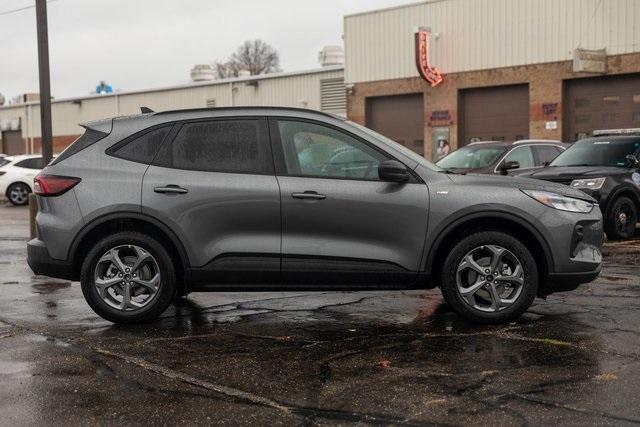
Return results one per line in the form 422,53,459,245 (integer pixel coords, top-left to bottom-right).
27,107,603,324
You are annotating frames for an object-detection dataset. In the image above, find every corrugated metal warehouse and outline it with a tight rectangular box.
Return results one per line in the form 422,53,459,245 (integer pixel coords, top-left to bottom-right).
0,66,345,154
345,0,640,160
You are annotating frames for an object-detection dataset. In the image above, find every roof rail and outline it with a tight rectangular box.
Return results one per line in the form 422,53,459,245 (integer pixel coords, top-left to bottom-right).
151,106,344,120
468,140,503,145
512,139,562,145
593,128,640,137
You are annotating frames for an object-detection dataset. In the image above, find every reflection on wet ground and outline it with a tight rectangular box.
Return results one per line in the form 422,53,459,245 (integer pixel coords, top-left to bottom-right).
1,204,639,425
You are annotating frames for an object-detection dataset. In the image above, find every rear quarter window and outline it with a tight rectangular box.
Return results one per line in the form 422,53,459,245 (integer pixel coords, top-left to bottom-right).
111,126,171,164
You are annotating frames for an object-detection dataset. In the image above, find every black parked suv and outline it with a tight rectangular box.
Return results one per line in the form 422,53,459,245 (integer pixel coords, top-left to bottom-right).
518,135,640,240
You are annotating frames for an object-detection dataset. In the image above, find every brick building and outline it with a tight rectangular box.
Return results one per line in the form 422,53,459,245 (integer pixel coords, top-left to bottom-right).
344,0,640,160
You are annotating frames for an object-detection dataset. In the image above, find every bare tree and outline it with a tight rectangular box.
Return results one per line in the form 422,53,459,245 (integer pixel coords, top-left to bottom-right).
214,40,281,78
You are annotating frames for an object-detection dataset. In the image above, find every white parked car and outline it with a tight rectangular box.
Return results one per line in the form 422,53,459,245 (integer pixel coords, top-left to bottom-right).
0,154,47,206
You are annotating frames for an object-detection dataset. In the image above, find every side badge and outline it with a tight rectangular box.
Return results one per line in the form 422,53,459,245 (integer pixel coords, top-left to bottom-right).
632,172,640,187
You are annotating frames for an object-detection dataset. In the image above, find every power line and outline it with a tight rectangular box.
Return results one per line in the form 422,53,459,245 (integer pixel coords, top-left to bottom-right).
0,0,58,17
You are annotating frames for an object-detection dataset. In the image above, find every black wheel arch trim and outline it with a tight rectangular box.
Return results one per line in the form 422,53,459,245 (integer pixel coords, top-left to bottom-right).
423,205,555,275
68,211,191,274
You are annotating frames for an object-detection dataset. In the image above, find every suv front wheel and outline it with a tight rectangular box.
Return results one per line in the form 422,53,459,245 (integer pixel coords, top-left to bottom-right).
81,232,176,323
440,231,539,324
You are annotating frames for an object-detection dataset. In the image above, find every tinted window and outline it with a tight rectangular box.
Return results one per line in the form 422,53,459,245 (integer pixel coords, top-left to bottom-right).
51,128,108,165
436,146,506,169
155,120,271,174
535,145,563,166
15,158,44,169
503,146,534,168
277,120,389,180
113,126,170,164
0,158,9,167
551,138,640,167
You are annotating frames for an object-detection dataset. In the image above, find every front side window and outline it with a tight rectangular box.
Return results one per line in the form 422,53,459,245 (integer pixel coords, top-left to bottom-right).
154,119,271,174
503,146,534,169
277,120,388,180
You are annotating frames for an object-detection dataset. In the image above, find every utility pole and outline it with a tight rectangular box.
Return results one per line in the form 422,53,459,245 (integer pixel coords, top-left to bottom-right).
35,0,53,163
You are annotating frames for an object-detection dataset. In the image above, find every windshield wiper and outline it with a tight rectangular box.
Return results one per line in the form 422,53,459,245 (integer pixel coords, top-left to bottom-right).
561,163,595,167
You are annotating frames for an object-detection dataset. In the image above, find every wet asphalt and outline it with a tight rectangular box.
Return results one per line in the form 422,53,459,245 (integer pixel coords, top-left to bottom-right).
0,203,639,426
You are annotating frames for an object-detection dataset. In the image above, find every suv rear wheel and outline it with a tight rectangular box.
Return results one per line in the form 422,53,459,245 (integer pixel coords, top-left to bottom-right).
440,231,538,324
605,196,637,240
81,232,176,323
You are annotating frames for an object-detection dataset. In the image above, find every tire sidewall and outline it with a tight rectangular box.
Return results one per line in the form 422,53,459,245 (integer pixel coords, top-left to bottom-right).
441,231,539,324
81,232,176,323
606,196,637,240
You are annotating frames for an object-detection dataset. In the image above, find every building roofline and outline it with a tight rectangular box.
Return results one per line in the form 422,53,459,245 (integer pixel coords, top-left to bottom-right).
0,65,344,111
344,0,448,19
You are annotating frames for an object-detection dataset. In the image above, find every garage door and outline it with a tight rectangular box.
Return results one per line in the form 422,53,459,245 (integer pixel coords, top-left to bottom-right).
365,94,424,155
1,130,24,155
564,74,640,141
460,84,529,145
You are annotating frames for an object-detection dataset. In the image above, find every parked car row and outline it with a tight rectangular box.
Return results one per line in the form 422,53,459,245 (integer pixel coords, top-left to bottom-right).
437,134,640,240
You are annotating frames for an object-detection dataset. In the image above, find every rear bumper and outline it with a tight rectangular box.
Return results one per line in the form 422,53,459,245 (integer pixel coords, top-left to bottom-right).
27,238,77,281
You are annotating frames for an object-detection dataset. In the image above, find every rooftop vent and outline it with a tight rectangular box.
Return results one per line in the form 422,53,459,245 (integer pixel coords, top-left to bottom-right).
318,46,344,67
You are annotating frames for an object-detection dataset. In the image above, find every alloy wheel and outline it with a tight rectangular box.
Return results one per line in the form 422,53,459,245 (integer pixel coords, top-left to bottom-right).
93,245,161,311
9,185,29,205
456,245,525,312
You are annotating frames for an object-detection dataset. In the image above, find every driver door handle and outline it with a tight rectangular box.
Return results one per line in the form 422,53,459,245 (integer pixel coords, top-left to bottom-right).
291,191,326,200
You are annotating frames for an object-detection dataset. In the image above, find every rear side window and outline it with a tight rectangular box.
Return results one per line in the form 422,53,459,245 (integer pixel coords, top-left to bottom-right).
535,145,563,165
15,158,44,169
0,158,9,167
154,119,272,174
112,126,170,164
51,128,108,165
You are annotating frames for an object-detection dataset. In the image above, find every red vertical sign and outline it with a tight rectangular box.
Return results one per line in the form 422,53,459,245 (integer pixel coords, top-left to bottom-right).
415,28,443,87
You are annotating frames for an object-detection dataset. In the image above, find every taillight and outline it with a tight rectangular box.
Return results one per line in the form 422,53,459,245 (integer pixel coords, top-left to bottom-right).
34,174,81,197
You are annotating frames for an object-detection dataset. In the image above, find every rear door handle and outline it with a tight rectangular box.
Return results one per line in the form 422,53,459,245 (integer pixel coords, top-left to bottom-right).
154,185,188,194
291,191,326,200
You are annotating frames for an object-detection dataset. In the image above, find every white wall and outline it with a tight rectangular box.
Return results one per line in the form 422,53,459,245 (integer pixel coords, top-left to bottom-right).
345,0,640,84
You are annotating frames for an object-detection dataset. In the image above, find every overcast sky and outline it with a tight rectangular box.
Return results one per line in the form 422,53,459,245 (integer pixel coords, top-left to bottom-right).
0,0,411,100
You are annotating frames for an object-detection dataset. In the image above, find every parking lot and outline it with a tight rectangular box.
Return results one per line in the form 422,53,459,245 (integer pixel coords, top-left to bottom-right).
0,202,639,425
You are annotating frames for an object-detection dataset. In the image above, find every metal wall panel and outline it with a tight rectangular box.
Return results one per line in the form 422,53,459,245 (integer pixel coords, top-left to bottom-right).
345,0,640,84
0,68,344,145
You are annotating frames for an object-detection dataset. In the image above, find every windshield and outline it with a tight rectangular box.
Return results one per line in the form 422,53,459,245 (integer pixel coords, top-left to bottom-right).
551,139,640,167
436,146,506,169
347,121,442,171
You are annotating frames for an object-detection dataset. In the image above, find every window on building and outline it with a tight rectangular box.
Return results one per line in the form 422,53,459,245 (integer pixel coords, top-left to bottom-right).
633,95,640,105
575,114,590,124
113,126,170,164
574,99,590,109
154,120,271,174
603,96,620,106
603,112,618,123
276,120,388,180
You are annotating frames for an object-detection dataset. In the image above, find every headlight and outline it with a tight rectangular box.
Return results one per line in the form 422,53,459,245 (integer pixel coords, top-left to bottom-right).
570,177,606,190
522,190,594,213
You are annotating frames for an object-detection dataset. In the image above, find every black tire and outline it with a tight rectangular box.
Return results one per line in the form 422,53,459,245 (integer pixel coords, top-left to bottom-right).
605,196,637,241
81,232,176,324
6,182,31,206
440,231,539,324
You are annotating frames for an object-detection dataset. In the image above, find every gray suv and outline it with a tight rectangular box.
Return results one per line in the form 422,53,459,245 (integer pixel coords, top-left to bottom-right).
27,107,603,324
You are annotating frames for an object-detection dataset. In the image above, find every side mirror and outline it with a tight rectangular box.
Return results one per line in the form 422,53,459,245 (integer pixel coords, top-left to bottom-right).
626,154,639,168
499,160,520,175
378,160,410,183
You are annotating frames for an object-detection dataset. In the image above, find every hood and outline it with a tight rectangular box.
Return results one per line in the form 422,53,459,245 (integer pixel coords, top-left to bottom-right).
519,165,629,182
446,172,596,202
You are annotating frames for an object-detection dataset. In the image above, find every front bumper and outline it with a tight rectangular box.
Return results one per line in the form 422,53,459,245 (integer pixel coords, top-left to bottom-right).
27,238,77,280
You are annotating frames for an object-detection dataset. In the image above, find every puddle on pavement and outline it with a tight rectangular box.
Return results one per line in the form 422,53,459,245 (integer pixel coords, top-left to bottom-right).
31,282,71,294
